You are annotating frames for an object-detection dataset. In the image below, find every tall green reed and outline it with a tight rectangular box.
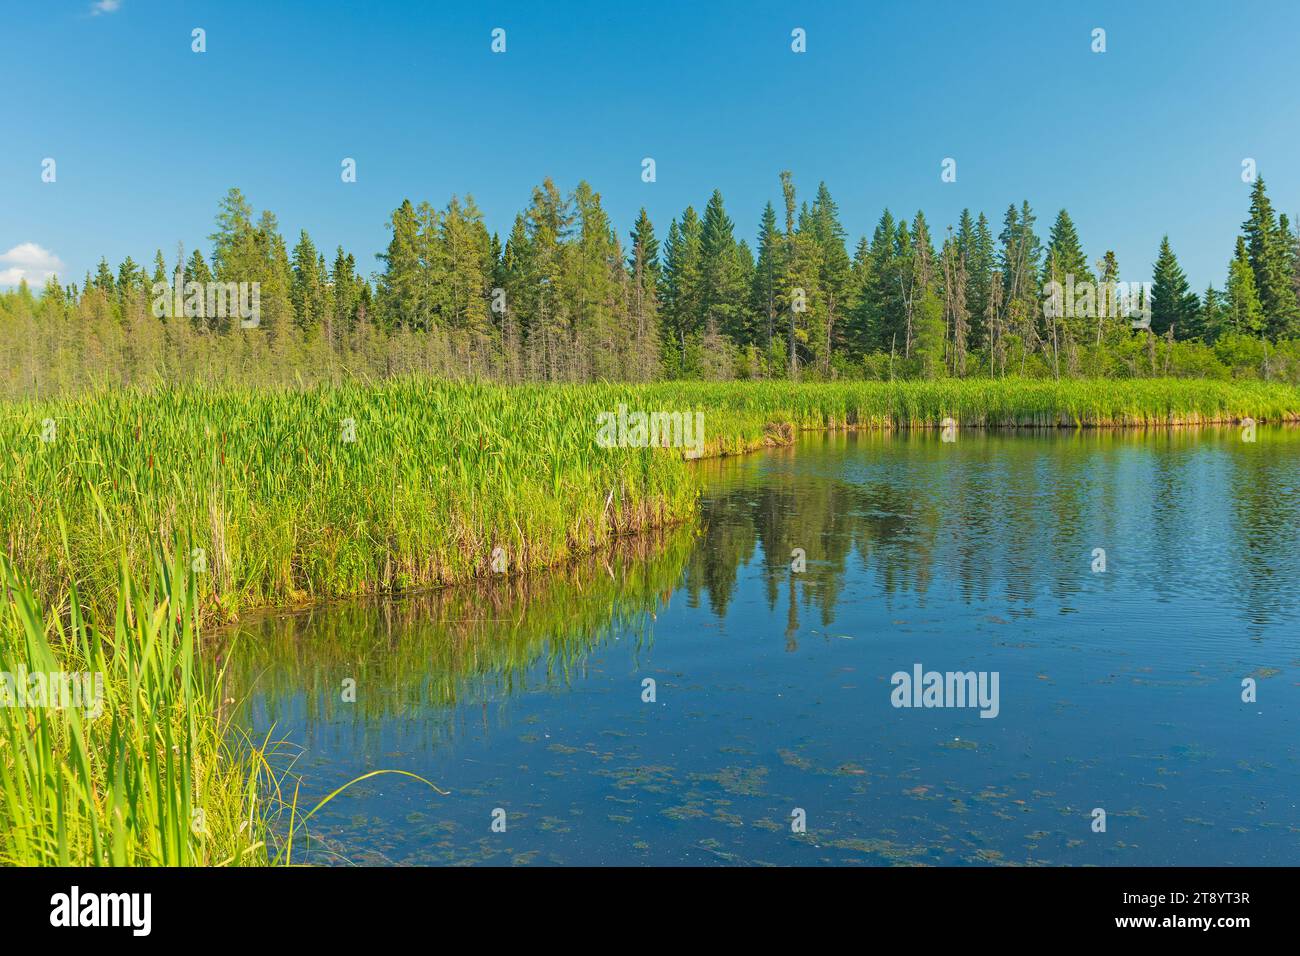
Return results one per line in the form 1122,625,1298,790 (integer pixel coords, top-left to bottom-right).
0,545,269,865
1,377,1296,625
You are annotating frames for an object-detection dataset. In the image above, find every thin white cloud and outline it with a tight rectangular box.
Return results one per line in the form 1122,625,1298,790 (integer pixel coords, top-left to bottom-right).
0,243,66,288
91,0,122,15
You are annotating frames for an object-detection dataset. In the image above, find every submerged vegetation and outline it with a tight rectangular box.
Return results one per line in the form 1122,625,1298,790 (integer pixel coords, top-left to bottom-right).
2,377,1297,626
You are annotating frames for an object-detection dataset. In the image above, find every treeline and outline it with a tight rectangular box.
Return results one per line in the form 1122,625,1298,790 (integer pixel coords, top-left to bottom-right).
4,174,1300,398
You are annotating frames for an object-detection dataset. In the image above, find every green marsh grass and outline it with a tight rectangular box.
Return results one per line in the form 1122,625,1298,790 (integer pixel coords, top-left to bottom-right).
0,544,446,866
3,376,1297,866
0,547,269,866
2,377,1297,623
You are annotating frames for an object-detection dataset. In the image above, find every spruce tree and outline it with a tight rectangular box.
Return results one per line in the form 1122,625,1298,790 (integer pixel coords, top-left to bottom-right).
954,209,991,350
661,207,703,375
185,249,212,287
438,194,493,341
519,180,572,379
751,202,781,353
209,188,260,285
255,209,293,341
1192,285,1219,342
1095,250,1126,345
1223,236,1265,336
843,235,872,355
860,209,900,354
116,256,144,297
1041,210,1092,286
93,258,115,294
376,199,424,331
997,202,1042,361
1242,177,1300,338
562,182,620,379
808,182,852,372
151,250,168,288
291,230,324,334
699,190,748,343
626,208,661,380
1149,236,1199,338
331,247,361,338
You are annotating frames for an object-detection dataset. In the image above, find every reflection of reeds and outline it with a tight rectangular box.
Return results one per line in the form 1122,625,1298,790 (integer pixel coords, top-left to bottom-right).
3,377,1296,625
221,526,695,726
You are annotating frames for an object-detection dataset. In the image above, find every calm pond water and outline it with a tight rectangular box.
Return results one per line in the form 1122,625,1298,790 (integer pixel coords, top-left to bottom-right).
228,427,1300,865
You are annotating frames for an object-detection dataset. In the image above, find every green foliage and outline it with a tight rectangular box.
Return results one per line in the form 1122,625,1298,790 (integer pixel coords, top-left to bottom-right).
1224,236,1266,337
1150,235,1199,338
5,174,1300,392
699,190,749,343
662,206,703,376
3,377,1297,629
1243,177,1300,339
0,547,269,866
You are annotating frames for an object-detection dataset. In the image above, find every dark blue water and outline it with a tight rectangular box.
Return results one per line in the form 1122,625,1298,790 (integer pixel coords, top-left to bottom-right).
232,427,1300,865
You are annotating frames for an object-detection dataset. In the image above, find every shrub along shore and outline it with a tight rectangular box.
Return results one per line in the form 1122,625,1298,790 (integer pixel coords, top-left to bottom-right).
4,376,1299,625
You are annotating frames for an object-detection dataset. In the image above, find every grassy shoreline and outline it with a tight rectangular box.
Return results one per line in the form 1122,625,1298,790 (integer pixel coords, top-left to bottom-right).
4,375,1299,866
4,377,1299,624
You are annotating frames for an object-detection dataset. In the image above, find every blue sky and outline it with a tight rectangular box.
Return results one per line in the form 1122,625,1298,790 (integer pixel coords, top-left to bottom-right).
2,0,1297,292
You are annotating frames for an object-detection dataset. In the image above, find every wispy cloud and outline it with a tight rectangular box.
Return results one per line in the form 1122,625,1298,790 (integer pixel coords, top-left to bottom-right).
0,243,66,287
90,0,122,15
